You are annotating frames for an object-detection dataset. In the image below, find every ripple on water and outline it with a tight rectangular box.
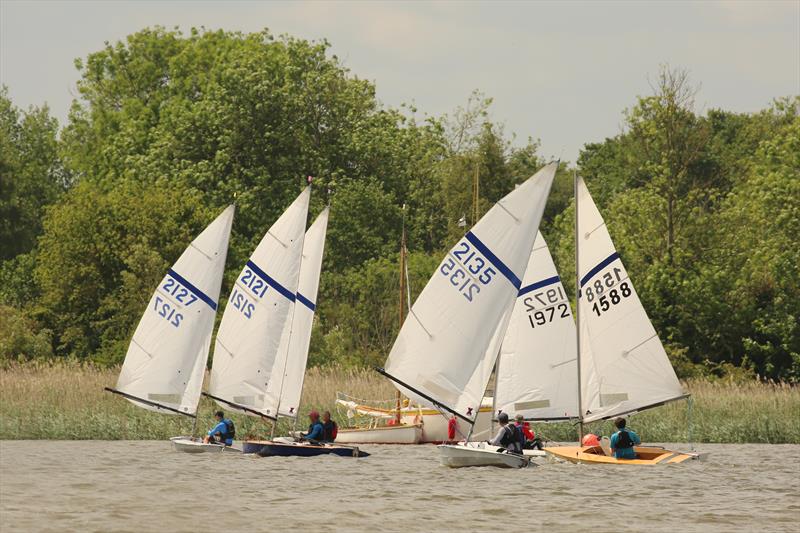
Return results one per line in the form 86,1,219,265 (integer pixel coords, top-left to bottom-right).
1,442,799,532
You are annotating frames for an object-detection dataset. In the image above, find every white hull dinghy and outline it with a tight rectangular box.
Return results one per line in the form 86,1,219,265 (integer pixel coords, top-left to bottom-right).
438,442,531,468
170,436,239,454
378,163,558,469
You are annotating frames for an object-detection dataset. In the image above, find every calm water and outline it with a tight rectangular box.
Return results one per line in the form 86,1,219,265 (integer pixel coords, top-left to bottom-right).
1,441,798,532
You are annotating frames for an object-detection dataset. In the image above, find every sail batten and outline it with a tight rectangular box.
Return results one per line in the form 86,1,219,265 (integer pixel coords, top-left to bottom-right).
384,164,557,423
116,205,234,416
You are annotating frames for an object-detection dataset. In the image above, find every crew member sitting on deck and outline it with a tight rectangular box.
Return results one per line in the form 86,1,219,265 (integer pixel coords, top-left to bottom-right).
489,413,521,454
610,417,641,459
300,410,324,442
203,410,235,446
321,411,338,442
515,414,543,450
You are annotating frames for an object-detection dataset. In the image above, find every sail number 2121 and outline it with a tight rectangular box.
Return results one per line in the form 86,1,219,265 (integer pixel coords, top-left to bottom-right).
439,240,496,302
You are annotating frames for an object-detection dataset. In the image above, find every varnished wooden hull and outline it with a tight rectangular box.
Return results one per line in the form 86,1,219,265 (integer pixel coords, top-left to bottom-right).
544,445,703,465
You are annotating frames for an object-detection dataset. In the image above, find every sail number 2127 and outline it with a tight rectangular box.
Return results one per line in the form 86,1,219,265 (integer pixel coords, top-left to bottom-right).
439,240,496,303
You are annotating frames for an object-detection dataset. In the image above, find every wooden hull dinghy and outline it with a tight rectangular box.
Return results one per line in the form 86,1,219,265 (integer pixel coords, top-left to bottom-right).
438,442,531,469
243,439,369,458
544,444,702,465
170,436,240,454
335,423,423,444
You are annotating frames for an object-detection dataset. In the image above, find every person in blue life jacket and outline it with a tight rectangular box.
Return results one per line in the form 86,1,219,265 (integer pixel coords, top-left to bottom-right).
489,412,522,454
203,410,235,446
300,410,324,442
610,417,641,459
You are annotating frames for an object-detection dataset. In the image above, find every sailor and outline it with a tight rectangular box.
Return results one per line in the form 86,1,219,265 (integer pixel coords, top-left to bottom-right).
581,433,601,447
610,417,641,459
515,414,542,450
489,412,521,454
321,410,338,442
203,410,235,446
300,410,324,442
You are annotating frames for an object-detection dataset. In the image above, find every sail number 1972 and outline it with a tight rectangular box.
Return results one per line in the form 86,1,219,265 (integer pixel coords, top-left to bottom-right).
439,240,496,302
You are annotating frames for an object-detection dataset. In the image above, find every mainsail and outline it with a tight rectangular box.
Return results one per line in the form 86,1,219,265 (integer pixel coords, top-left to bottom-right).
383,163,557,422
115,205,235,415
495,231,578,421
576,176,687,423
264,207,329,418
208,188,310,418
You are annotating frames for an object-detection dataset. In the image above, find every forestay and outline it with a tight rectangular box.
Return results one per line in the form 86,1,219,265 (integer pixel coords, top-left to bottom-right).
384,163,557,422
116,205,234,415
209,188,310,418
576,177,686,423
495,231,578,421
265,207,329,418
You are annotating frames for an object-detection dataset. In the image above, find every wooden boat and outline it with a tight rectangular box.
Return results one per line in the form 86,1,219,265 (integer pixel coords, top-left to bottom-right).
170,436,240,454
335,423,423,444
544,444,701,465
438,442,530,468
244,439,369,458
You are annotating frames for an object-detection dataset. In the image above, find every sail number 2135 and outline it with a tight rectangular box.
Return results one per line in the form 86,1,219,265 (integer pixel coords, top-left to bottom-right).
439,240,496,303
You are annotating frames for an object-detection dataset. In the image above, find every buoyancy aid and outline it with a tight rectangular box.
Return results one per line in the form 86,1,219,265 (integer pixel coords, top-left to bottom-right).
616,429,633,448
222,419,235,441
499,424,519,449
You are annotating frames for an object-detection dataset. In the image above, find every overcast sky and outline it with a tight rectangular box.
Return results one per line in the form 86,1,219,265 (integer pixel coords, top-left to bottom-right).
1,0,798,161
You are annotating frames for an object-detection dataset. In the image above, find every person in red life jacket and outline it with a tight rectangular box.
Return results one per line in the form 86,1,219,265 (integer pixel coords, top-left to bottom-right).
582,433,601,447
321,410,338,442
514,414,543,450
300,410,324,442
447,416,458,442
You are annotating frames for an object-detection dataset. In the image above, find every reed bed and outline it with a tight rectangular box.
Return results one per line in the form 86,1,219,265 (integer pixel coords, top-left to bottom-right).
1,361,797,443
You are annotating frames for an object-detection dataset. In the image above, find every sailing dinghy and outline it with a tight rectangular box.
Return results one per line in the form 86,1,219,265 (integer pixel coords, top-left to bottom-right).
105,205,236,453
543,175,701,465
206,187,309,428
380,162,558,468
494,231,578,458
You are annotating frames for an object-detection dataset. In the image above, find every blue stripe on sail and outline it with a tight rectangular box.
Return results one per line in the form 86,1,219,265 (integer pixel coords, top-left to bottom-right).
246,260,296,302
296,293,316,311
518,275,560,296
580,252,621,288
167,269,217,310
464,231,522,289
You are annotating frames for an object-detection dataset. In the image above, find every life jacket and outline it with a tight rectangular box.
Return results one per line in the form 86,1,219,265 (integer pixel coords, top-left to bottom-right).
322,420,338,442
499,424,519,448
616,429,633,448
447,417,458,440
514,423,526,448
331,421,338,440
222,419,235,441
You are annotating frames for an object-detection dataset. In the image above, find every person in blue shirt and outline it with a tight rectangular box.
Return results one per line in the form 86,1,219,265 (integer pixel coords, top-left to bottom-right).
610,417,641,459
203,410,235,446
300,410,324,442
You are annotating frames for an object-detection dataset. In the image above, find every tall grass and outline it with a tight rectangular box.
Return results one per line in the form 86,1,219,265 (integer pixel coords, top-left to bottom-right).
1,361,797,443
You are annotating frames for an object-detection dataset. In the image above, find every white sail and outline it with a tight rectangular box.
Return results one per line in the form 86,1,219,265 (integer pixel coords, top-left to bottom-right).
384,163,557,422
265,207,329,418
208,188,310,418
495,231,579,420
576,177,686,423
116,205,234,415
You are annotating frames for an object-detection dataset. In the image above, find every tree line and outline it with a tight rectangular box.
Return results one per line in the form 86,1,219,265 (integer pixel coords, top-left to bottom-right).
1,28,797,381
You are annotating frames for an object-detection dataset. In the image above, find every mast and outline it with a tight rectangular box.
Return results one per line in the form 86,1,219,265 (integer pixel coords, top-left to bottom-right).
395,206,407,425
574,169,584,441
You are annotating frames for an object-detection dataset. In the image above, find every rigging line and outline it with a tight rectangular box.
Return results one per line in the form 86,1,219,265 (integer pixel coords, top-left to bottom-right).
583,221,606,240
131,338,155,359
